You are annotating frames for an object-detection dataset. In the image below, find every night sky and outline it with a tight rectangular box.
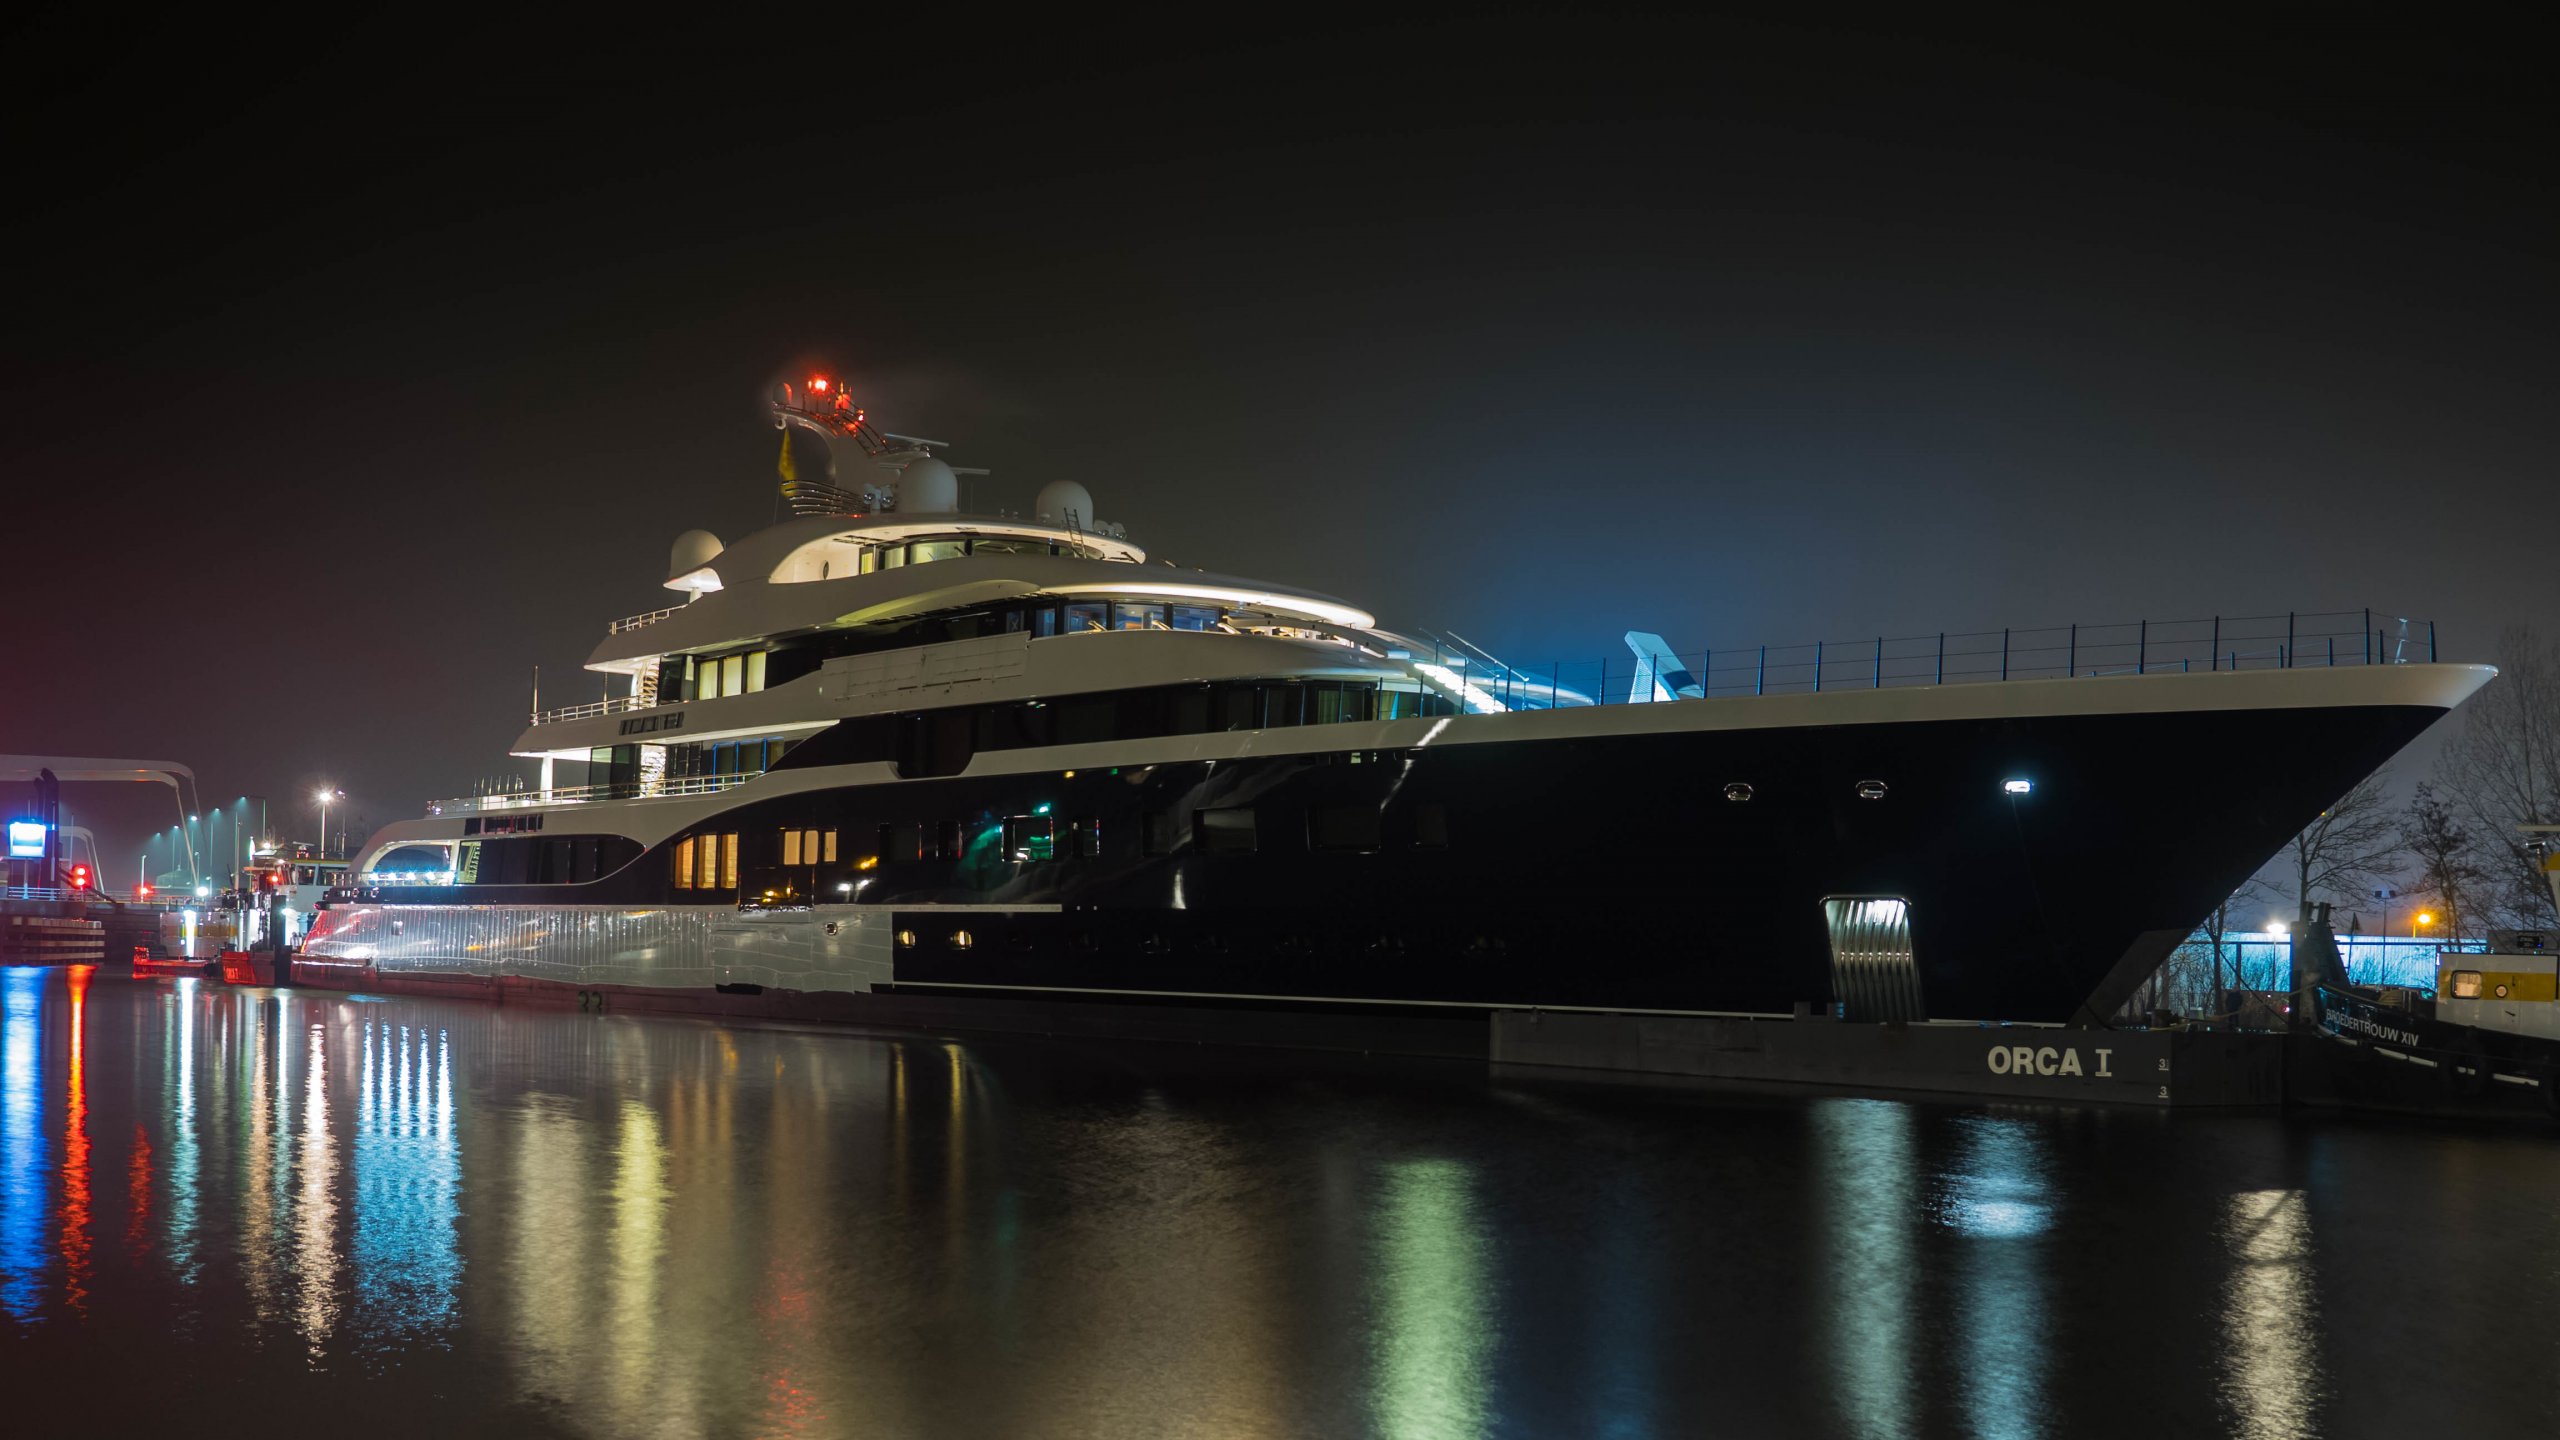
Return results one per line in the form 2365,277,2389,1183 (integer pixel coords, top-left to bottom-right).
4,12,2550,871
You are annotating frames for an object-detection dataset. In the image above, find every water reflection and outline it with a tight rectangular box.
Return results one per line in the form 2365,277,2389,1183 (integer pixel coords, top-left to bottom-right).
1369,1157,1494,1440
2221,1188,2322,1439
60,966,90,1314
0,968,45,1318
1815,1098,1917,1439
1941,1115,2051,1440
353,1021,460,1345
295,1020,339,1356
0,967,2554,1435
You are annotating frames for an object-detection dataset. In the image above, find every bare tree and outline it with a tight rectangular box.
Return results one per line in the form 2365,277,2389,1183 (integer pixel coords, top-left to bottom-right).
2434,624,2560,929
2285,771,2402,923
2400,781,2490,945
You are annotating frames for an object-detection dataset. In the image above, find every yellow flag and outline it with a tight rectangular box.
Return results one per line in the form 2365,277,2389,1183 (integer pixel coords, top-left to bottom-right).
777,426,800,491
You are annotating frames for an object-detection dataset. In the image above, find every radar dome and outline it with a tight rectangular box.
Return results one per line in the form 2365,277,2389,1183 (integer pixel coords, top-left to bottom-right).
1036,480,1096,527
898,457,960,514
668,529,724,576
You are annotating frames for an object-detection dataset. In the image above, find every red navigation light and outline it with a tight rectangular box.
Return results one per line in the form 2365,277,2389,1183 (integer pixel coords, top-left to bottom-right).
137,881,153,898
810,377,829,392
69,863,91,890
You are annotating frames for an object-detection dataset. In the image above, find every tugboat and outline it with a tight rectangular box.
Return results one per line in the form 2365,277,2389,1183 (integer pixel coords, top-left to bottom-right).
2303,826,2560,1119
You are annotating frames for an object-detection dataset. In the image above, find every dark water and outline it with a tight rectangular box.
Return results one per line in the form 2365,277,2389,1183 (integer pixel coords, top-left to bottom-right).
1,966,2553,1438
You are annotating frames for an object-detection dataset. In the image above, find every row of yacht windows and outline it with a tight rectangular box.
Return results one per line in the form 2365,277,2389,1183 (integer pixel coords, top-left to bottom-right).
775,679,1454,779
652,598,1241,706
829,535,1099,578
674,799,1452,896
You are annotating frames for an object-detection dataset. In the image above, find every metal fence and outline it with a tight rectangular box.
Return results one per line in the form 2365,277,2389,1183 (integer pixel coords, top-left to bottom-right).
1414,609,2437,711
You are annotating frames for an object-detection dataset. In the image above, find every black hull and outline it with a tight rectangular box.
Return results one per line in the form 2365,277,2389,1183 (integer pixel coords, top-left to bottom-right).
349,696,2450,1024
2304,983,2560,1121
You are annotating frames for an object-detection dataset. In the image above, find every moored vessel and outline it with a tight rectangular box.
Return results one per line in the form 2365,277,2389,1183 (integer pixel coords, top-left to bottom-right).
302,379,2497,1036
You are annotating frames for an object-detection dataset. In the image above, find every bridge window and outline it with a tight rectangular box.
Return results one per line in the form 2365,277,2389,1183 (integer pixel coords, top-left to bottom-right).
1064,602,1109,634
1004,815,1056,862
1113,602,1167,630
1170,605,1219,631
1196,807,1257,854
912,540,967,565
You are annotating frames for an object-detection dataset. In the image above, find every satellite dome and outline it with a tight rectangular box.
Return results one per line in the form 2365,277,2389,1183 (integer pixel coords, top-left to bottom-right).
898,457,960,514
1035,480,1096,527
668,529,723,576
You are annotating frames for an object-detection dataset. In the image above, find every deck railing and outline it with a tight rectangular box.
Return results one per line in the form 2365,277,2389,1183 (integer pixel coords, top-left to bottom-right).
428,771,761,816
1410,609,2438,711
608,604,687,635
529,695,651,725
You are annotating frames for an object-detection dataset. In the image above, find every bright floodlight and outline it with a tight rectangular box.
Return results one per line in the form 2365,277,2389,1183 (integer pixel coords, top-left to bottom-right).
2266,921,2288,936
194,885,209,898
2002,778,2033,795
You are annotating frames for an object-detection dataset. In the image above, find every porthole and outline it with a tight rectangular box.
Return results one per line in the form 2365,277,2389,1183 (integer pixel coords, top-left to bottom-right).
2495,981,2511,999
895,928,917,948
1724,782,1754,803
1855,780,1888,801
949,929,974,951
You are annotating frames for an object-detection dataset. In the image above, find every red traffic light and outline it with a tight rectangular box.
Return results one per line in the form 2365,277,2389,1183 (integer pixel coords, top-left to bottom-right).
69,863,91,890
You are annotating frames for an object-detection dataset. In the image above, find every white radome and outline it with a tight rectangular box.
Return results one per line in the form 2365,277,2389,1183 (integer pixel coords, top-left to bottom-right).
668,529,724,576
1035,479,1095,527
898,457,960,514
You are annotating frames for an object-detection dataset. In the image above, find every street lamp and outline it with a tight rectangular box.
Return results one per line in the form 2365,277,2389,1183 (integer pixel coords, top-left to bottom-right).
2415,910,2434,940
316,788,345,859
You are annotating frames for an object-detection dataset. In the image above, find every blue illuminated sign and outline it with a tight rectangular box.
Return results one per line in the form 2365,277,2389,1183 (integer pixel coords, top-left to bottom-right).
5,820,45,858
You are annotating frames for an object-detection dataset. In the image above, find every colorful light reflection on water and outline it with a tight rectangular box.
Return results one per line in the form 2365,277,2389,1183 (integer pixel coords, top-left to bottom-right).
0,967,2558,1435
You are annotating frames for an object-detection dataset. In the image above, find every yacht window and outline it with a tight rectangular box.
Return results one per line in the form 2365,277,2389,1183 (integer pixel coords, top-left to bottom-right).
882,545,906,570
699,661,723,700
721,654,746,695
1144,812,1181,856
1113,602,1168,630
1004,815,1057,862
1311,684,1366,725
695,834,720,889
858,547,879,575
1071,818,1103,858
933,820,963,861
1064,602,1109,634
1413,803,1449,849
783,828,816,866
1261,685,1304,728
878,822,921,863
1004,609,1026,633
1309,804,1383,852
720,833,740,889
972,537,1045,556
1033,606,1060,637
2451,970,2483,999
456,841,481,884
1196,807,1258,854
1170,605,1219,631
746,650,767,692
672,836,695,888
912,540,966,565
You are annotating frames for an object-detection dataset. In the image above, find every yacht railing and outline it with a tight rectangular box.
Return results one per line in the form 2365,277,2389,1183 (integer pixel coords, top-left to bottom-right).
530,695,651,725
609,604,687,635
1404,609,2440,711
429,771,762,816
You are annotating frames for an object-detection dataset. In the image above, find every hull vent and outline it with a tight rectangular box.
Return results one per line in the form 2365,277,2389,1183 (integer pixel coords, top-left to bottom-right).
1824,897,1926,1022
